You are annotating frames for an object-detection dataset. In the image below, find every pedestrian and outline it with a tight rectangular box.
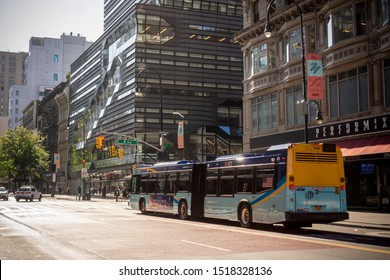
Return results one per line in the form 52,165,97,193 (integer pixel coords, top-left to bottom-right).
77,186,81,201
67,187,70,195
102,186,106,198
115,188,120,202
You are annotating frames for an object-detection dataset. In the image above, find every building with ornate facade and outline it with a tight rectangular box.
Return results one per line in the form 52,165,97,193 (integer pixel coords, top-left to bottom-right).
235,0,390,209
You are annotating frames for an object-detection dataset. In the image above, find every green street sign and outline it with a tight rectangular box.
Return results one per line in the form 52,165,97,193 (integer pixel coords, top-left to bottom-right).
118,139,137,145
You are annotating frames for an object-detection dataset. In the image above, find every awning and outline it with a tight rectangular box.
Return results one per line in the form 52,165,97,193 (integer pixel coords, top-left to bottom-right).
336,135,390,158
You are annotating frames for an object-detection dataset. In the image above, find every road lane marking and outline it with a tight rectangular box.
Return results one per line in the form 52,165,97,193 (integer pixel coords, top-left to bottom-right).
141,214,390,255
181,239,231,252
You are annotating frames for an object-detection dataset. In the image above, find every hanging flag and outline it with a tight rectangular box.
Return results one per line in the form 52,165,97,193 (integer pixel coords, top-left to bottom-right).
306,53,324,100
177,121,184,149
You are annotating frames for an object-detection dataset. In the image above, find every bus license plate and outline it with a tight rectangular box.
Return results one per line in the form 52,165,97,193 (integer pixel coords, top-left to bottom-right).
314,205,322,211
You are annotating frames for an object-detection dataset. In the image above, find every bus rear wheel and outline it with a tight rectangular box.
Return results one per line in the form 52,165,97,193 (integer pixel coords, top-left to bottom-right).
239,204,252,228
178,201,188,220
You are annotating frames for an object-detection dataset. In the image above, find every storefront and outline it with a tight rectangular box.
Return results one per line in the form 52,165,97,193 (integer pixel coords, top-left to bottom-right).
337,135,390,210
251,114,390,210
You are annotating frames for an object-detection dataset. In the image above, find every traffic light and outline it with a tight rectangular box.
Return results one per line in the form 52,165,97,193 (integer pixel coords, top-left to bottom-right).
96,136,105,149
96,137,102,149
108,146,117,157
100,136,105,148
118,148,123,158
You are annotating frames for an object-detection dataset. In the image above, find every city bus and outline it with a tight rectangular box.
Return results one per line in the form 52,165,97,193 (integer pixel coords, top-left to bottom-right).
128,143,349,228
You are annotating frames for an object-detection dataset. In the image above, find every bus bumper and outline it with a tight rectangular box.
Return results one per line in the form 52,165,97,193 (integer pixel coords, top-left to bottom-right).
285,212,349,223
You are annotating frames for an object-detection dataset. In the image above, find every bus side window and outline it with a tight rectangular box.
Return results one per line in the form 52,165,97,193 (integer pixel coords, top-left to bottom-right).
256,168,275,192
220,169,235,196
167,172,177,193
157,173,166,193
178,171,190,192
148,174,157,194
237,168,253,193
206,170,218,195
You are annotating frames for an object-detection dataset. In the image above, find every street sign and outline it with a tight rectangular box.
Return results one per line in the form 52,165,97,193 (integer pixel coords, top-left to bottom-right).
118,139,137,145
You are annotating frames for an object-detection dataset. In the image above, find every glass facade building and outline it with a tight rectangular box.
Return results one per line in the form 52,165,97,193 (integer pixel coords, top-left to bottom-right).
68,1,244,190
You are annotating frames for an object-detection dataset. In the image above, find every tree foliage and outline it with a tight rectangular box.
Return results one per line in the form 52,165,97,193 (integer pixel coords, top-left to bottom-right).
0,127,49,182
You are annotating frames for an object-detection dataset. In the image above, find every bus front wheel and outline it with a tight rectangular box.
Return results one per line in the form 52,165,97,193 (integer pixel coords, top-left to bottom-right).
239,204,252,228
139,199,146,214
178,201,188,220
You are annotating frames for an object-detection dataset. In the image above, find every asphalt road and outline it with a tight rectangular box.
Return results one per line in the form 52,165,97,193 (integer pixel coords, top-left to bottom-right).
1,197,389,260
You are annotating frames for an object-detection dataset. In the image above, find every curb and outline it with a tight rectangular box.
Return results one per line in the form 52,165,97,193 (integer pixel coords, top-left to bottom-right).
331,222,390,231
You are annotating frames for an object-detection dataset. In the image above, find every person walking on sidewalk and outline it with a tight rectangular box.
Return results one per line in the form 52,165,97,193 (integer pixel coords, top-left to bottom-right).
77,186,81,201
102,186,106,198
115,188,120,202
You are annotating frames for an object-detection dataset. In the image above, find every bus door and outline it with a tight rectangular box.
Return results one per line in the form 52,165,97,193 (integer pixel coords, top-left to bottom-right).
190,163,207,218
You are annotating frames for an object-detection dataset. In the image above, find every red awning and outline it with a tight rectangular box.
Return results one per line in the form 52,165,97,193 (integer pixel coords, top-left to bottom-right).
336,135,390,157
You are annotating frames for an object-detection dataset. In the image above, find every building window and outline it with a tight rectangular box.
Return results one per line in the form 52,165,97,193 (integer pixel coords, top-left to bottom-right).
252,93,278,132
329,66,368,117
252,42,275,74
286,85,304,127
53,73,58,81
327,2,367,47
253,0,259,22
137,14,175,44
54,54,59,62
380,0,389,26
285,27,302,63
384,59,390,107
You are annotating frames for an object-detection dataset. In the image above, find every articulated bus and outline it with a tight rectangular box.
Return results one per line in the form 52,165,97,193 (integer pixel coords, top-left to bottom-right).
128,143,349,228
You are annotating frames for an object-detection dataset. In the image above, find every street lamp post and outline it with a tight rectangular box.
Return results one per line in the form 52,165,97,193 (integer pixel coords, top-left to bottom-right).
136,69,164,153
173,111,185,160
265,0,310,143
81,109,91,200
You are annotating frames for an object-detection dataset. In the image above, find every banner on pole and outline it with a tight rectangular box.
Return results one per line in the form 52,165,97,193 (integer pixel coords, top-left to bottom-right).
177,121,184,149
306,53,324,100
54,153,60,169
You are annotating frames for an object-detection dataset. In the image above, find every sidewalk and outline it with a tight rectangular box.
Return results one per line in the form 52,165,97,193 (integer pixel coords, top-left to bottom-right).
331,210,390,231
43,193,118,202
44,194,390,231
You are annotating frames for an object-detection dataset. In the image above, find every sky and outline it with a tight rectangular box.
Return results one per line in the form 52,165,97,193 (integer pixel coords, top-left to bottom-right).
0,0,104,52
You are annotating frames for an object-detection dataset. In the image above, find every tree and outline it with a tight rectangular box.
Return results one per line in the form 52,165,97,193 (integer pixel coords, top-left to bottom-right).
0,127,49,186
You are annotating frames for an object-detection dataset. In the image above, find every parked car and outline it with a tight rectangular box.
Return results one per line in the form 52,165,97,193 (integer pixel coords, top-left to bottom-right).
0,187,9,201
15,186,42,202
